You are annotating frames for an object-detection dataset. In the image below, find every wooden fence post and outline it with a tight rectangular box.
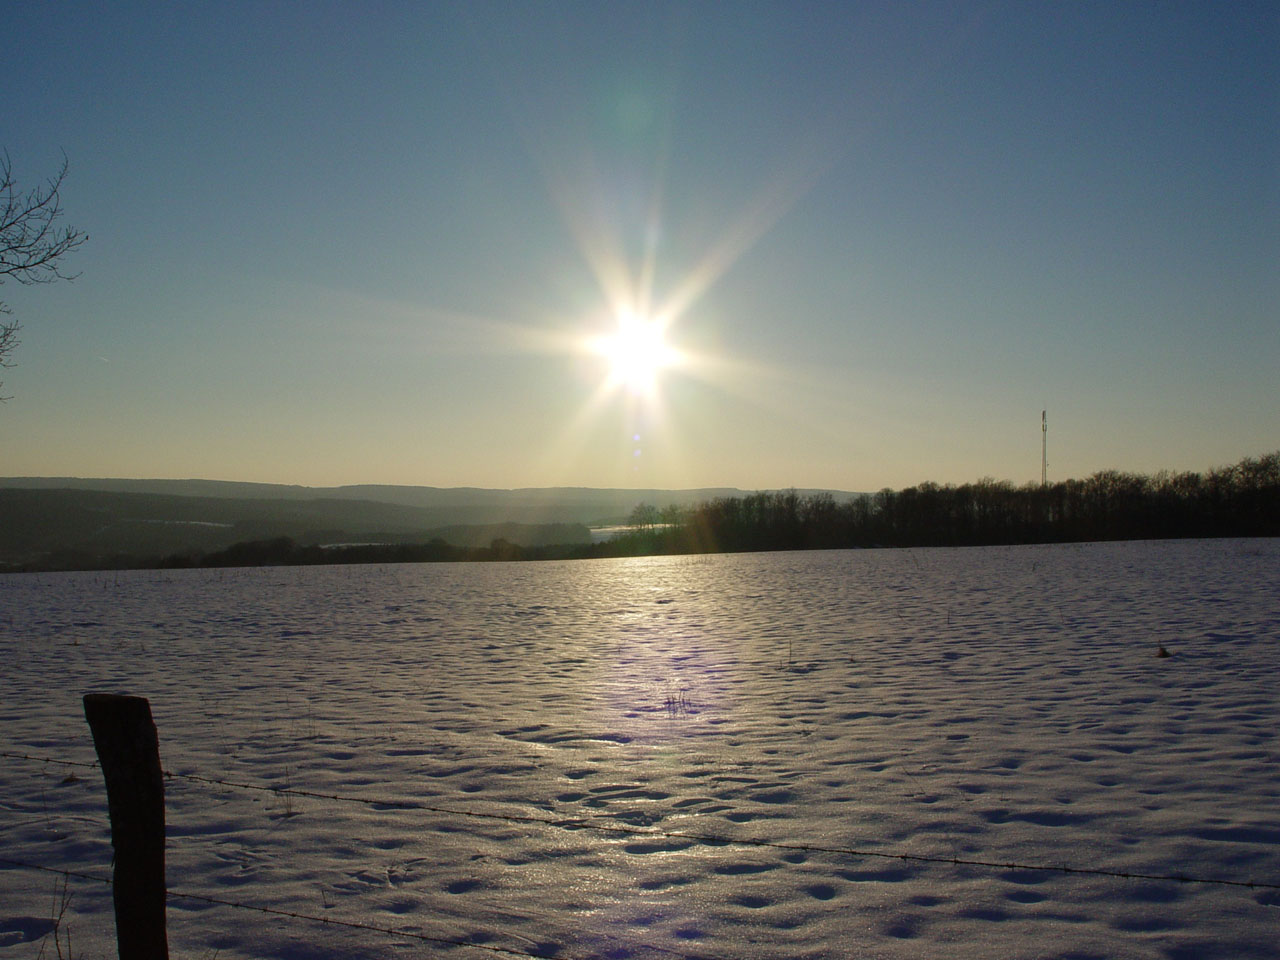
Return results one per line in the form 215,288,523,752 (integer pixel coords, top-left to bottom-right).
83,693,169,960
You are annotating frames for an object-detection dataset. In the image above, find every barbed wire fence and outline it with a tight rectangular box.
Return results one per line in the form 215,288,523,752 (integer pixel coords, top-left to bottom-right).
5,750,1278,892
3,747,1278,960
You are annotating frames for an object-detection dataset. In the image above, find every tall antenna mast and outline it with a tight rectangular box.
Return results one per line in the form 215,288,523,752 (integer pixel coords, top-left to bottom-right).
1041,410,1048,487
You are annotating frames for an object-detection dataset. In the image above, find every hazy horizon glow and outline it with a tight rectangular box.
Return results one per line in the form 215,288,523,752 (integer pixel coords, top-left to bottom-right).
2,2,1276,491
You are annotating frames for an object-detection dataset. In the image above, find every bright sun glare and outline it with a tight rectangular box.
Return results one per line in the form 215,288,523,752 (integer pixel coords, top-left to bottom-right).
591,308,679,393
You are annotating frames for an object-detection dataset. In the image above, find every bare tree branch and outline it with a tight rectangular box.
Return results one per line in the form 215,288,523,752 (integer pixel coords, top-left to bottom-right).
0,150,87,397
0,311,17,401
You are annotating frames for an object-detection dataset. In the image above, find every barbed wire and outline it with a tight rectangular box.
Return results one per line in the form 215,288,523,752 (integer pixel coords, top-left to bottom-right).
2,751,98,771
5,749,1278,892
0,856,723,960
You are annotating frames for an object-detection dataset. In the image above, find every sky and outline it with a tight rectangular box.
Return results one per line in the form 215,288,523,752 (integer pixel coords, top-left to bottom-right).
2,1,1276,492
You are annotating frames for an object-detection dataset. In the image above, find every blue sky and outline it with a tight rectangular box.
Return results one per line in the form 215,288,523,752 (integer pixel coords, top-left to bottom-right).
3,1,1276,491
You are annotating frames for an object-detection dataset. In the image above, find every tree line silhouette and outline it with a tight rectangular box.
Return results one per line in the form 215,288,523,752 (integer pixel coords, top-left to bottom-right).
596,451,1280,556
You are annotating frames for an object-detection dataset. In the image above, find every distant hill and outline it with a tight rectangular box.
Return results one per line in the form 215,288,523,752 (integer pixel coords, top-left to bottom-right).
0,488,591,567
0,477,855,523
0,478,859,568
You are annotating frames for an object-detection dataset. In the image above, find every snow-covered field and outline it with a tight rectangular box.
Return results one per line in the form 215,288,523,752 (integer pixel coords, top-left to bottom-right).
2,539,1277,959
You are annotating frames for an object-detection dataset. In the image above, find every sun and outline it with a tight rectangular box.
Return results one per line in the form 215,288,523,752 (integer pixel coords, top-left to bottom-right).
590,308,679,394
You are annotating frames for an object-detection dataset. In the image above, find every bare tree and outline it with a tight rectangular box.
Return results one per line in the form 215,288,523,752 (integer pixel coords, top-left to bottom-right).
628,502,660,529
1,151,88,397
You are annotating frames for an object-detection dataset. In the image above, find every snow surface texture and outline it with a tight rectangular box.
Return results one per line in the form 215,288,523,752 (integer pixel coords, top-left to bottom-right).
1,539,1277,959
